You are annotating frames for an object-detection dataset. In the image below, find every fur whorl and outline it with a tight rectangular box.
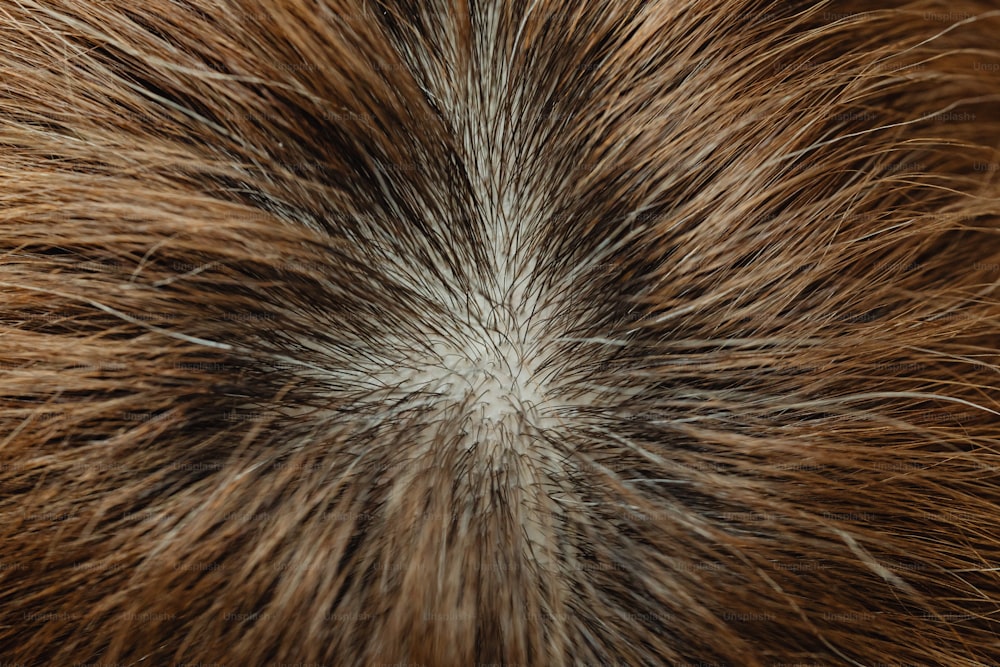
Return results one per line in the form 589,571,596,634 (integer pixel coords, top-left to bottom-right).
2,1,1000,665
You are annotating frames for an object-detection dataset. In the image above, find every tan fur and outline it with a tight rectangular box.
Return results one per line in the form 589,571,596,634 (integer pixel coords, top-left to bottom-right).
2,1,1000,664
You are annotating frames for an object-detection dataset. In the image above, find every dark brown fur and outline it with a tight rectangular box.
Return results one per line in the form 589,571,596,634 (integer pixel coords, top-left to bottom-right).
2,1,1000,665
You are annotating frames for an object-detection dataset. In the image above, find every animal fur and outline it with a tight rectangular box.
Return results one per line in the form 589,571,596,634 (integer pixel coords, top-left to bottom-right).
2,0,1000,664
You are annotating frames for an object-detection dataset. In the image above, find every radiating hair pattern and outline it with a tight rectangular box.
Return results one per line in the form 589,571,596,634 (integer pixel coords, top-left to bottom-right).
2,1,1000,665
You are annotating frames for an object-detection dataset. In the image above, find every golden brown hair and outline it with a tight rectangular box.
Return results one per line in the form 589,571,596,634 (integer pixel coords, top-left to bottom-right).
2,0,1000,664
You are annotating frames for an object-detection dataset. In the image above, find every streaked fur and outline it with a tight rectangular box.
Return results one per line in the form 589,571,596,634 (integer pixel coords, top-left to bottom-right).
2,1,1000,664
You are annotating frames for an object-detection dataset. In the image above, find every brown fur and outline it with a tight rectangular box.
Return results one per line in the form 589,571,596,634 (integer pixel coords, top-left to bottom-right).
2,0,1000,664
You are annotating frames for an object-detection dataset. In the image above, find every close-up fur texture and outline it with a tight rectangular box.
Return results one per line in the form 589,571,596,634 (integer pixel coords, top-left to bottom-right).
2,0,1000,665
